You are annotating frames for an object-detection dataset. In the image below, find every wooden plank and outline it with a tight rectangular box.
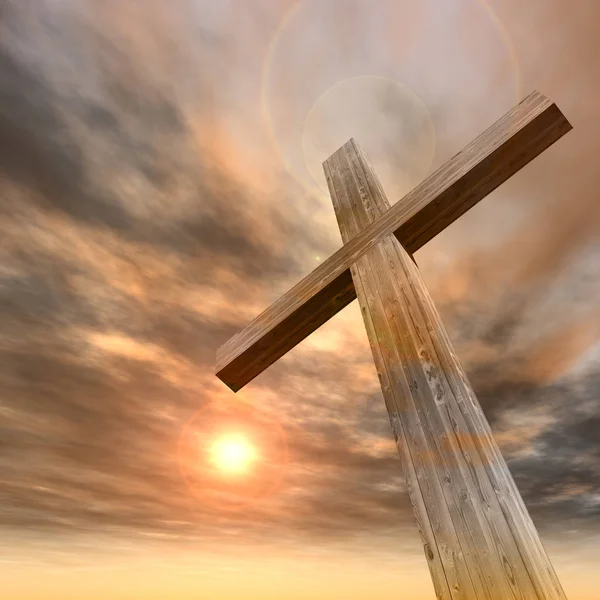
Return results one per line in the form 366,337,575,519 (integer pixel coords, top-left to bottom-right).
326,146,466,599
216,91,572,391
325,140,568,599
410,243,568,599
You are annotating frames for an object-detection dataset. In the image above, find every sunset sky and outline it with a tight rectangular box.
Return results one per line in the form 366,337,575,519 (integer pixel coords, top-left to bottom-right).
1,1,599,599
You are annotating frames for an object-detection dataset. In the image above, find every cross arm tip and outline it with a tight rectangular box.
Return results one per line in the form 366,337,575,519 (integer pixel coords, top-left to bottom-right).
525,90,573,129
214,266,357,393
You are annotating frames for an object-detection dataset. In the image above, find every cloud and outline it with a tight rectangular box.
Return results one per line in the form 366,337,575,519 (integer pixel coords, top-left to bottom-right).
0,0,598,566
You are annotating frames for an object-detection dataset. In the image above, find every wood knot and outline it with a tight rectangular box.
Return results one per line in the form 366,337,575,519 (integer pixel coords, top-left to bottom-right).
503,556,516,585
424,544,434,561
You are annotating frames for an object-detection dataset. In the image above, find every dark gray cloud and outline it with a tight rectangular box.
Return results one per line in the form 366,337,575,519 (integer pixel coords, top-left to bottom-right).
0,43,135,230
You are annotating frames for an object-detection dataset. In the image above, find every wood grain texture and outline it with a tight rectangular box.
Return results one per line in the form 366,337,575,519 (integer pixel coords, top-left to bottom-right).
324,140,568,600
216,91,572,391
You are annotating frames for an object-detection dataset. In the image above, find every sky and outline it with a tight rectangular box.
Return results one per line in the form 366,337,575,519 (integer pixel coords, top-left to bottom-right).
0,0,599,599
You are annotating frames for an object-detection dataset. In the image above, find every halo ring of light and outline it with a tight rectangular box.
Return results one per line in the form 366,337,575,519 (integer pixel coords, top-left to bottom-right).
260,0,521,195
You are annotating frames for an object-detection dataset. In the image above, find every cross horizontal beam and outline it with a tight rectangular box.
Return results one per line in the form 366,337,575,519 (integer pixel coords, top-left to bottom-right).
216,91,572,392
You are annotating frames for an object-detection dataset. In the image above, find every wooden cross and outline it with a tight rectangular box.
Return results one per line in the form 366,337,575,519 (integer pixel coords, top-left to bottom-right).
215,91,572,599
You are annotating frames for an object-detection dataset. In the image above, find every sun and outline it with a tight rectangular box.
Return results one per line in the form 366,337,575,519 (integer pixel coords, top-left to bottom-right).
209,432,258,475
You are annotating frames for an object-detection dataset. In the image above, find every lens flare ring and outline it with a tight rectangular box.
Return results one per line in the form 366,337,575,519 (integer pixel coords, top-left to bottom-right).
260,0,521,195
300,75,436,194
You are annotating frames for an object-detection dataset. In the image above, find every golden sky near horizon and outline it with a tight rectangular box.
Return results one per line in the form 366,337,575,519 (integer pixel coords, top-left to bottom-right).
0,0,599,598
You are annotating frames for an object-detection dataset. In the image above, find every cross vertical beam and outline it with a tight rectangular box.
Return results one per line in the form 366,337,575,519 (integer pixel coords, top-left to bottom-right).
324,140,567,600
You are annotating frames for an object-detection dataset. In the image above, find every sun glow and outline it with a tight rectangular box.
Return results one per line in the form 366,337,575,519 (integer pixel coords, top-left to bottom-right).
209,433,258,475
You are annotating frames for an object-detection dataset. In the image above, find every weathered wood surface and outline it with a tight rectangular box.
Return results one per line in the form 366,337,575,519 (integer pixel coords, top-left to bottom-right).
324,140,567,600
216,91,572,391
